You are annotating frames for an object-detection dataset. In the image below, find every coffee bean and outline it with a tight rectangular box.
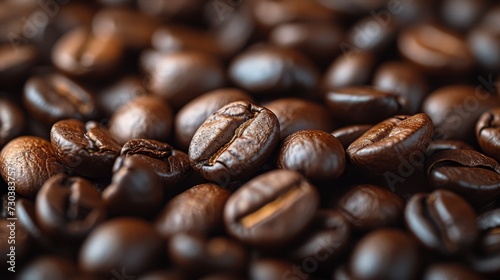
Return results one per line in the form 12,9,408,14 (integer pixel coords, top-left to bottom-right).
0,136,66,197
350,229,419,280
0,98,25,147
425,149,500,208
0,44,38,85
338,185,404,230
322,52,376,90
425,139,474,156
175,88,253,150
467,227,500,275
51,119,121,178
331,124,373,149
478,208,500,231
109,96,173,145
35,174,106,240
405,189,477,255
156,183,231,238
23,73,98,125
17,255,77,280
468,22,500,72
476,108,500,162
249,259,299,280
189,101,280,184
347,113,433,174
97,75,148,117
137,270,187,280
152,25,223,57
347,15,398,53
224,169,319,247
423,262,485,280
137,0,202,21
277,130,345,181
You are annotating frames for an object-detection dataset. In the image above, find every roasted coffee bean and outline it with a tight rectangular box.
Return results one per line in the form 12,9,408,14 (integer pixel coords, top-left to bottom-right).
137,270,187,280
109,96,173,145
347,113,433,174
398,22,475,76
441,0,488,31
0,44,38,85
265,98,335,140
425,139,474,156
145,50,225,109
322,52,376,91
79,217,163,276
168,233,247,275
347,15,398,53
137,0,202,21
467,227,500,275
405,189,477,255
97,75,148,117
373,61,428,114
325,86,404,124
103,157,163,217
152,25,223,57
249,259,300,280
224,169,319,247
35,174,106,241
338,185,404,230
277,130,345,181
331,124,373,149
189,101,280,184
23,73,98,126
468,23,500,72
17,255,78,280
478,208,500,231
0,98,25,147
228,44,319,95
476,108,500,162
156,183,231,238
0,136,66,197
52,27,124,79
423,85,500,142
425,149,500,208
175,88,253,150
16,198,54,250
350,229,419,280
50,119,121,178
423,262,485,280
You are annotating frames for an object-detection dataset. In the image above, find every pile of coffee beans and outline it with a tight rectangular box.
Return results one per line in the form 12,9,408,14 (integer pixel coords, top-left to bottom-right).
1,0,500,279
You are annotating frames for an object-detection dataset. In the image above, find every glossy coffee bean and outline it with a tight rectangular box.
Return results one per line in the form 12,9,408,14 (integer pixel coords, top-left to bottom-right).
50,119,121,178
441,0,487,31
478,208,500,231
346,14,398,53
398,22,475,76
476,108,500,162
103,157,163,217
98,76,148,117
324,86,403,124
109,96,173,145
265,98,335,140
373,61,428,114
52,27,124,79
338,185,404,230
0,136,66,197
249,259,300,280
189,101,280,184
152,25,223,57
23,73,98,125
277,130,345,181
0,98,25,147
79,217,163,276
423,262,485,280
0,44,38,84
228,44,319,95
425,139,474,156
405,189,477,255
347,113,433,174
423,85,500,142
425,149,500,208
145,50,225,109
114,139,192,190
224,169,319,247
331,124,373,149
468,23,500,72
467,227,500,275
17,255,77,280
322,52,376,90
175,88,253,150
350,229,419,280
156,183,231,239
35,174,106,240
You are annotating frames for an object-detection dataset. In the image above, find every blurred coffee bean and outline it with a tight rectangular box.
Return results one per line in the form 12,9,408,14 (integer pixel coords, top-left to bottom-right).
109,96,173,145
468,25,500,73
97,75,148,117
0,44,38,85
405,189,477,255
152,25,223,57
467,227,500,275
0,98,25,147
476,108,500,162
424,262,485,280
137,0,203,22
425,139,474,156
441,0,488,31
249,259,301,280
17,255,77,280
331,124,373,149
346,14,398,53
224,169,319,247
322,52,376,90
478,208,500,231
137,270,187,280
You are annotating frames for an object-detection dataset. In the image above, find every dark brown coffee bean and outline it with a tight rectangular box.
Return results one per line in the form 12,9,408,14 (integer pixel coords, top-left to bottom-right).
476,108,500,162
405,189,477,255
109,96,173,145
324,86,404,124
137,0,202,21
228,44,319,95
350,229,419,280
103,157,163,217
467,227,500,275
265,98,335,140
80,218,163,276
0,136,66,197
425,139,474,156
468,23,500,72
0,44,38,85
189,101,280,184
277,130,345,181
50,119,121,178
23,73,98,126
175,88,254,150
441,0,488,31
156,183,231,239
52,27,124,79
97,75,148,117
338,185,404,230
152,25,223,57
17,255,77,280
0,98,25,147
249,259,300,280
478,208,500,231
224,169,319,247
425,149,500,208
322,52,376,91
423,262,485,280
35,174,106,240
347,15,398,53
331,124,373,149
347,113,433,174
